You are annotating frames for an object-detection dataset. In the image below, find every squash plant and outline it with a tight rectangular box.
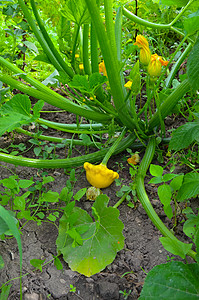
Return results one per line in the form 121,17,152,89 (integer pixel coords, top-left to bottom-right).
0,0,199,297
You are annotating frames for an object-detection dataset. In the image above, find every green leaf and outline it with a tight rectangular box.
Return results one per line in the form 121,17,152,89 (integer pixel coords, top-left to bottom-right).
79,134,92,146
163,204,173,219
69,75,90,93
0,284,12,300
23,41,39,53
30,258,45,272
139,261,199,299
73,188,87,201
170,175,184,191
195,227,199,264
41,191,59,203
159,237,192,258
187,36,199,91
60,0,90,25
160,0,189,6
169,121,199,151
89,73,107,91
0,216,9,235
148,177,163,184
0,205,22,284
47,213,57,222
54,256,63,270
42,176,55,185
33,100,44,118
158,184,172,206
56,195,124,276
149,164,163,177
183,10,199,36
0,94,35,136
13,196,26,211
162,173,177,182
18,179,34,189
0,177,18,189
177,172,199,201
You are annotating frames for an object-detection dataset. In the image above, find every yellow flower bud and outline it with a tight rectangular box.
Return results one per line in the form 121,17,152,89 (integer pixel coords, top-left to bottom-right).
148,53,169,77
139,46,151,66
84,162,119,188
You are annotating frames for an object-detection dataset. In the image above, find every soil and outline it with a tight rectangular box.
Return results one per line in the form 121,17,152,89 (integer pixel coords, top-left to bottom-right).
0,102,196,300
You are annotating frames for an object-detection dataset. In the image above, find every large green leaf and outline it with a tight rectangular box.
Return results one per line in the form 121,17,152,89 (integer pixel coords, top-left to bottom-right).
187,36,199,91
169,121,199,151
183,10,199,35
60,0,90,25
0,94,36,136
177,172,199,201
56,195,124,277
139,261,199,299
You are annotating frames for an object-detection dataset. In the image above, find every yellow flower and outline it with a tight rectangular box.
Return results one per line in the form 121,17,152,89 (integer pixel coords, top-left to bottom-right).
148,53,169,77
79,63,84,70
84,162,119,188
99,61,107,77
127,153,140,165
134,35,151,66
124,80,133,89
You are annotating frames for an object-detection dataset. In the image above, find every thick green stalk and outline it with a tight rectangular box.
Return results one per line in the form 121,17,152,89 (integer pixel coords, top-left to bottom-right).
84,0,136,131
147,79,191,132
16,128,102,147
104,0,117,61
37,118,110,134
136,137,196,260
123,7,171,29
0,73,111,123
30,0,74,78
0,134,136,168
115,7,122,62
18,0,74,77
90,22,99,73
83,24,91,75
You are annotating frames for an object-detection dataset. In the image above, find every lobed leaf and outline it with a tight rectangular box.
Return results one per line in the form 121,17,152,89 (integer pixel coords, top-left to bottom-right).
56,195,124,276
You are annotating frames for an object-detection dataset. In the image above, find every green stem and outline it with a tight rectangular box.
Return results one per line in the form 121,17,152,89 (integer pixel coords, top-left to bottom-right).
157,36,190,88
147,79,191,132
90,22,99,73
37,118,110,134
18,0,73,76
71,24,80,68
0,134,136,169
123,7,171,29
84,0,136,130
16,128,102,147
83,23,91,75
136,137,196,260
164,43,192,88
113,190,131,208
30,0,74,78
104,0,117,60
169,0,194,26
101,127,126,165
